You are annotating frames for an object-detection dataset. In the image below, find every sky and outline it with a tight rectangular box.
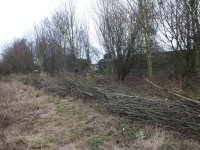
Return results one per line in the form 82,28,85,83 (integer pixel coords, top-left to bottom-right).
0,0,99,50
0,0,57,44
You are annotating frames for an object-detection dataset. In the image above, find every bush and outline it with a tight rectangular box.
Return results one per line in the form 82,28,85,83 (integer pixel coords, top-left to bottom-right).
1,39,34,74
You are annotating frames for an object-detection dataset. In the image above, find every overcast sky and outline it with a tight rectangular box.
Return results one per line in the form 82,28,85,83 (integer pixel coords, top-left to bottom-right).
0,0,98,49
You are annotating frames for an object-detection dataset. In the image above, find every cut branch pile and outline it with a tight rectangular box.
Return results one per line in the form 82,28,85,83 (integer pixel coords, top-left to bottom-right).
20,75,200,137
105,97,200,136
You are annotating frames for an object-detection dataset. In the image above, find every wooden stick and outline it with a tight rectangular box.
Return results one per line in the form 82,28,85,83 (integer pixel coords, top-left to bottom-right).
144,78,200,105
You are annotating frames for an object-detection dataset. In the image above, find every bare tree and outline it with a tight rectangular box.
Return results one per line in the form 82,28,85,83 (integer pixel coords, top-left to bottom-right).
129,0,157,80
77,23,91,64
157,0,200,79
54,0,78,71
34,18,63,73
139,0,153,80
95,0,143,81
33,0,92,73
51,0,92,71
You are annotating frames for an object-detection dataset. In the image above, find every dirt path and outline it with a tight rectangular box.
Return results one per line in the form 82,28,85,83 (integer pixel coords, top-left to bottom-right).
0,80,200,150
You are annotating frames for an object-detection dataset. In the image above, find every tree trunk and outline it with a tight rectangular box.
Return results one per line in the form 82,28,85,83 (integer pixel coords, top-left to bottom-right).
143,0,153,81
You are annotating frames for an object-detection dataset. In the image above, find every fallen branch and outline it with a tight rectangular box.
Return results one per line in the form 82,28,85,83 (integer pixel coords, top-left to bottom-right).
19,75,200,137
144,78,200,105
75,88,94,97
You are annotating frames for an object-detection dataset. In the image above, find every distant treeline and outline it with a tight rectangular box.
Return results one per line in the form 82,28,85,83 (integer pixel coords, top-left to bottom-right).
0,0,200,82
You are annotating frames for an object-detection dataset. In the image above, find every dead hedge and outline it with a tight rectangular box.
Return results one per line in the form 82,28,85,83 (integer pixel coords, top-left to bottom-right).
19,74,200,137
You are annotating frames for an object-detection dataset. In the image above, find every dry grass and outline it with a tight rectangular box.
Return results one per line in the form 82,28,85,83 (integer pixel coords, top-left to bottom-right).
0,78,200,150
134,128,166,150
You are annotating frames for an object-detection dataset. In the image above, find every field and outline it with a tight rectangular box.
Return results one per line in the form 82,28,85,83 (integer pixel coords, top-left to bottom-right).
0,75,200,150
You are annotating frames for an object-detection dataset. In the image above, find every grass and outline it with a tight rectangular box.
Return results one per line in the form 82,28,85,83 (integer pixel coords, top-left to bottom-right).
56,105,70,113
0,77,200,149
120,123,137,139
86,135,106,149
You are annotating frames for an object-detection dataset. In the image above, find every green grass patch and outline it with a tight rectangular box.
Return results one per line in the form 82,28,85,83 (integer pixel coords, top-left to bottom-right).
120,123,137,139
56,105,70,113
86,135,110,150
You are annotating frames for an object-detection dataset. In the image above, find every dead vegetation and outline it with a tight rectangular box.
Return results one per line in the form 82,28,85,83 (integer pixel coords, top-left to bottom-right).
18,74,200,137
0,76,200,149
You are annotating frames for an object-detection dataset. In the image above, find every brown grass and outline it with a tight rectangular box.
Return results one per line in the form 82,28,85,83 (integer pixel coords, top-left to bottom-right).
0,78,200,150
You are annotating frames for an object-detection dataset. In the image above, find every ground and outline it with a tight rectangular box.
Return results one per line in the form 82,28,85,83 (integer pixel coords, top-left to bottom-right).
0,79,200,150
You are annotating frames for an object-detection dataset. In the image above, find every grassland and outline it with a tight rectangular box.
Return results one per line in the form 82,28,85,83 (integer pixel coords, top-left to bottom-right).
0,77,200,150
